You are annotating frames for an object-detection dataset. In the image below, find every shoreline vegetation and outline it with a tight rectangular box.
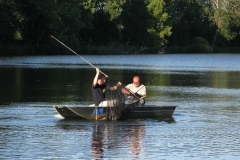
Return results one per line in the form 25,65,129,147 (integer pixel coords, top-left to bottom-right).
1,1,240,56
1,44,240,56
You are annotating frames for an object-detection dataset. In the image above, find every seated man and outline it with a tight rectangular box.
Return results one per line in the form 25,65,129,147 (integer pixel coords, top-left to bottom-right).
122,76,146,106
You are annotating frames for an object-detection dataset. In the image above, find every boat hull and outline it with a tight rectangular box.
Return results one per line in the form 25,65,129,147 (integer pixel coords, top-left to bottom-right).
54,105,177,120
130,105,176,119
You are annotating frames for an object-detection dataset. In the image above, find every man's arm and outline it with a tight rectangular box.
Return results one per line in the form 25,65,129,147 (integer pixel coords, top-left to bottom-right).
121,84,131,94
93,68,100,87
110,82,122,90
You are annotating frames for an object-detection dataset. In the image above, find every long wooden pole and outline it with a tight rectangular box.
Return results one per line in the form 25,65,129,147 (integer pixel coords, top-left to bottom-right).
51,35,108,77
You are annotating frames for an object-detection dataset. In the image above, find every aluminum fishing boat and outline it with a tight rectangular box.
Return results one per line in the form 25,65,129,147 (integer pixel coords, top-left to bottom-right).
54,104,177,120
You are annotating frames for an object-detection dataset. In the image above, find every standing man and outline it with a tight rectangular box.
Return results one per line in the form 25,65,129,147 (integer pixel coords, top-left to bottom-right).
92,68,121,107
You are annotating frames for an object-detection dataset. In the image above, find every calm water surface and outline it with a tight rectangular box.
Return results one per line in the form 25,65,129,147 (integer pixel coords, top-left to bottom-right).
0,54,240,159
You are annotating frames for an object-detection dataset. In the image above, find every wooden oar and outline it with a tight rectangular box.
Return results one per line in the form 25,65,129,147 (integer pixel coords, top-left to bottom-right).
139,95,146,100
51,35,108,77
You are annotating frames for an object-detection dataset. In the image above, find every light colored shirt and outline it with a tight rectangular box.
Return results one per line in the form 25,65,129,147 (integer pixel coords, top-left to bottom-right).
125,83,146,96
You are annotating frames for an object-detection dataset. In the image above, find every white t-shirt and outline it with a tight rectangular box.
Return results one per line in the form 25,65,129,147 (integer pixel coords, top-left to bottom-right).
125,83,146,96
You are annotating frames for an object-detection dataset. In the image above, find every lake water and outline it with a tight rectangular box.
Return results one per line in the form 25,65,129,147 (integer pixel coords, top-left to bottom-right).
0,54,240,159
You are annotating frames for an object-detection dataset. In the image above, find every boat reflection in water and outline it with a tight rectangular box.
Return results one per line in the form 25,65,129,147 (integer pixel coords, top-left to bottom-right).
90,119,176,159
128,124,145,157
54,117,175,159
92,123,105,159
90,121,146,159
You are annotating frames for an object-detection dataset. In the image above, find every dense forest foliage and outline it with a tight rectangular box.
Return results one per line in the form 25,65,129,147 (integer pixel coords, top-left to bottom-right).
0,0,240,55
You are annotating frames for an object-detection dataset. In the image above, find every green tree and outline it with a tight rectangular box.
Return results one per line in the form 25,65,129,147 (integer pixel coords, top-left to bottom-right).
208,0,238,50
105,0,126,21
146,0,171,47
104,0,172,48
0,0,22,44
80,0,120,45
49,0,89,47
120,0,149,46
105,0,127,42
17,0,56,45
166,0,213,47
227,0,240,28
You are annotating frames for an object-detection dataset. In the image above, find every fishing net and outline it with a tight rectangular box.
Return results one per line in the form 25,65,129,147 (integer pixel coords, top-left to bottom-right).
105,80,139,120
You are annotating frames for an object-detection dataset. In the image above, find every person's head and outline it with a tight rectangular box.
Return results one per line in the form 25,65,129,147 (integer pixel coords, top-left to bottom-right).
133,76,140,87
97,73,106,85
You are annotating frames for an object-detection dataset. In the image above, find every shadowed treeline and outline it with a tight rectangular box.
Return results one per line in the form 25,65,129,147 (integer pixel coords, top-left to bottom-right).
1,0,240,55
